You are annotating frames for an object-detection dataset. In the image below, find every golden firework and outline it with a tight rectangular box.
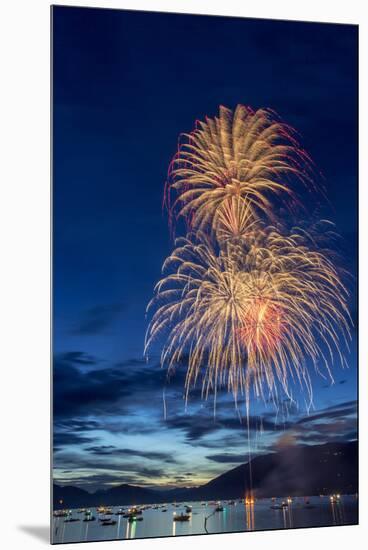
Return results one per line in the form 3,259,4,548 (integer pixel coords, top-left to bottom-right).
167,105,315,237
145,227,351,408
146,104,351,413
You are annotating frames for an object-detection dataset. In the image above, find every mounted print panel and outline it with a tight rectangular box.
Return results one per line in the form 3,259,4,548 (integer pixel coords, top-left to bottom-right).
51,6,358,544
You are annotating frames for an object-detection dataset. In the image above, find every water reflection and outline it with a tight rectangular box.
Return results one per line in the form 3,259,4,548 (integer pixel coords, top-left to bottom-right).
125,519,137,539
282,505,293,529
330,500,345,525
245,502,255,531
52,496,358,544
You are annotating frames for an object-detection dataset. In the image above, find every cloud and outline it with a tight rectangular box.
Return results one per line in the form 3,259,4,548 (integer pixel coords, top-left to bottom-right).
85,445,116,454
296,403,357,426
53,361,130,418
71,303,126,335
54,472,155,491
267,402,357,448
54,432,94,449
205,453,248,464
55,419,101,432
54,451,167,482
85,445,177,464
56,351,100,366
162,412,278,443
53,353,190,424
169,399,358,451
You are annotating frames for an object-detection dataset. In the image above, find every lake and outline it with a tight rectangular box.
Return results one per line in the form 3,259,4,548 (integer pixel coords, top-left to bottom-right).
52,495,358,544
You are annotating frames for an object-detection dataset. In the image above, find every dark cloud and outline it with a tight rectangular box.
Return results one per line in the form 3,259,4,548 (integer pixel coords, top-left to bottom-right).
72,303,126,335
85,445,116,454
163,400,358,450
268,403,358,448
54,432,94,449
56,351,100,366
163,412,278,443
296,430,357,444
53,352,189,422
54,451,167,481
54,473,153,491
296,403,357,426
55,419,101,432
53,362,130,418
206,453,247,464
85,445,177,464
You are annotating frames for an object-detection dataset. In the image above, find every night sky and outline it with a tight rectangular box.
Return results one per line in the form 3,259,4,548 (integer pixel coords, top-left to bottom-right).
52,7,358,492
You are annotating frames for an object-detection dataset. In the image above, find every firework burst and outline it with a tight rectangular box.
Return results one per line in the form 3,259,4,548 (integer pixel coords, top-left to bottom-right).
146,104,351,413
167,105,316,237
145,226,351,408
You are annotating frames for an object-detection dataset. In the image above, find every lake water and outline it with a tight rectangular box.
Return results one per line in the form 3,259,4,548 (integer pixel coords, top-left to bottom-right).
52,495,358,544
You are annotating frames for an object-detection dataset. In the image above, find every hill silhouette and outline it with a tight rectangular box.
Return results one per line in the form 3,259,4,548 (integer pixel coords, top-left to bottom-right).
53,440,357,508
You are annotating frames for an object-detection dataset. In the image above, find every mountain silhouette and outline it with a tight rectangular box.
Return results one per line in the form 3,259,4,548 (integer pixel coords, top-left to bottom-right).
53,440,357,508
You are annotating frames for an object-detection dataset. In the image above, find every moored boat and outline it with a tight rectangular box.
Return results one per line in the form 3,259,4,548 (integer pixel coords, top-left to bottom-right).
83,510,96,522
173,513,190,522
53,509,69,518
101,519,117,526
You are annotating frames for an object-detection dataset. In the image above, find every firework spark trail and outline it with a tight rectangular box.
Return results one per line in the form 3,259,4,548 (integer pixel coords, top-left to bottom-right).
166,105,318,237
145,226,351,409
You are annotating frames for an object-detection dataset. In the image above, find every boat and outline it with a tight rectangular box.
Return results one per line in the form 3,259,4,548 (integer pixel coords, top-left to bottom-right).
115,509,126,515
215,505,224,512
101,519,117,526
270,501,288,510
127,507,142,516
99,514,115,522
185,506,192,513
330,494,341,504
99,508,113,515
162,508,168,512
53,509,70,518
83,511,96,522
173,513,191,522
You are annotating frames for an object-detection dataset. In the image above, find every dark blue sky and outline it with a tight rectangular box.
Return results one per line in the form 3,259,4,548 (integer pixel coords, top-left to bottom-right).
52,7,358,492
